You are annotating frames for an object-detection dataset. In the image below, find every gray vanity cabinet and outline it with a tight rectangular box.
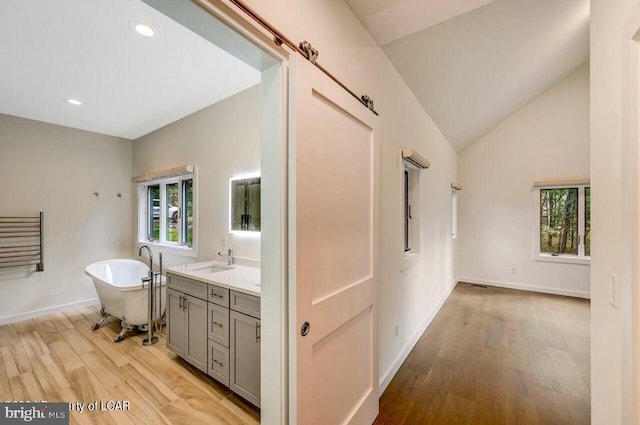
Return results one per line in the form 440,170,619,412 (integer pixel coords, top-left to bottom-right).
229,290,261,407
167,271,260,407
166,277,208,373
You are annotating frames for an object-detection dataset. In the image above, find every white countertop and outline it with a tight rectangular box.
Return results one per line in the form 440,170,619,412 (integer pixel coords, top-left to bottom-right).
167,260,261,297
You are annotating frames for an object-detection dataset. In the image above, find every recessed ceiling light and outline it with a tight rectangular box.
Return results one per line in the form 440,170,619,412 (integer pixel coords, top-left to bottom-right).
133,23,154,38
66,98,82,106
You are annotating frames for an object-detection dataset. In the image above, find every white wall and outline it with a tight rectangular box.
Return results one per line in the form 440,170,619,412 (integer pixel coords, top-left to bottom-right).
591,0,638,423
0,114,133,323
458,65,590,298
133,84,261,268
240,0,459,391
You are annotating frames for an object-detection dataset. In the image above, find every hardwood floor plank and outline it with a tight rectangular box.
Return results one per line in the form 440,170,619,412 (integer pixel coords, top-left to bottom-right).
108,381,172,425
63,309,85,323
527,348,561,392
50,313,76,332
375,367,422,425
533,385,573,425
438,392,474,425
79,351,125,389
564,393,591,425
8,375,26,401
62,329,95,355
0,346,19,378
118,362,178,407
20,371,45,401
39,354,71,390
0,324,20,347
504,395,539,425
12,343,33,374
547,347,590,400
31,356,61,401
219,394,261,425
0,349,11,395
10,319,37,336
89,337,129,368
49,339,84,372
32,317,62,344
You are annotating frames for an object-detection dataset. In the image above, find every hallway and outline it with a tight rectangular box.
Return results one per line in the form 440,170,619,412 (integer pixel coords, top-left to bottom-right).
375,283,590,425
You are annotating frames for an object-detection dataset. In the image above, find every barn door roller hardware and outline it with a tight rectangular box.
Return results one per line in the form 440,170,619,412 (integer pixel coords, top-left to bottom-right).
221,0,378,116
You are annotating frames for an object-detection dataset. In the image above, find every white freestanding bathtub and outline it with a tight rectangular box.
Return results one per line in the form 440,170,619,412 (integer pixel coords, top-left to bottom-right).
85,259,166,341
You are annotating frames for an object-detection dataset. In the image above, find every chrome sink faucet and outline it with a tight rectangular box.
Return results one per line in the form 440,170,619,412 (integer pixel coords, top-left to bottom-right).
218,248,233,265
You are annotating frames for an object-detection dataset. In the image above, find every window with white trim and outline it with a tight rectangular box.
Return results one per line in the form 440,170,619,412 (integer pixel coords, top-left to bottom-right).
451,187,459,239
534,183,590,263
136,169,196,252
403,163,421,255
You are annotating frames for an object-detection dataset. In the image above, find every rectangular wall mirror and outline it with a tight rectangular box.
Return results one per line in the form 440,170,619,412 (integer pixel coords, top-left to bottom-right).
230,176,261,232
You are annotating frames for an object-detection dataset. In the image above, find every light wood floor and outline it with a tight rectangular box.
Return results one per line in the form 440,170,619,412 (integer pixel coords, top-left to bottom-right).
0,305,260,425
375,283,590,425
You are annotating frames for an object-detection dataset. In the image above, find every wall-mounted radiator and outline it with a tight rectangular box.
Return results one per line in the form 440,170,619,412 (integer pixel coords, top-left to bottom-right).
0,212,44,272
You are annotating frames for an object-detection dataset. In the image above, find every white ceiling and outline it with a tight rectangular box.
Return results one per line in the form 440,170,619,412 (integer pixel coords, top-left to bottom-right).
0,0,261,140
346,0,590,152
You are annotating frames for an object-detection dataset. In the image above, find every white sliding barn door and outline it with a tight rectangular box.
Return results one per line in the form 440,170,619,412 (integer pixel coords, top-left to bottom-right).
289,55,380,425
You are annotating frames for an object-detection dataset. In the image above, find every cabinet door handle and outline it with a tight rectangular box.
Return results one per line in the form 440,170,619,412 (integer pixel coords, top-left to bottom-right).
179,295,183,310
212,359,223,367
183,296,188,311
211,292,224,299
256,322,261,343
213,321,223,328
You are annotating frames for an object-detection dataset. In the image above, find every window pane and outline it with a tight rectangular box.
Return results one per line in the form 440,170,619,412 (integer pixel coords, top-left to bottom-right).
148,185,160,241
540,188,578,255
183,179,193,245
585,187,590,256
404,170,409,252
166,183,178,243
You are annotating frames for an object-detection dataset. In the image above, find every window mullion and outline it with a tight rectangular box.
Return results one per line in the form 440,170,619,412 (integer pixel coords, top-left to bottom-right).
178,178,184,246
577,186,585,257
160,182,167,243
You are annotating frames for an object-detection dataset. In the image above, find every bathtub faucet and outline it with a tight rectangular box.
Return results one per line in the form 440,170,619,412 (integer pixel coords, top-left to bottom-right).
138,245,159,346
138,245,154,284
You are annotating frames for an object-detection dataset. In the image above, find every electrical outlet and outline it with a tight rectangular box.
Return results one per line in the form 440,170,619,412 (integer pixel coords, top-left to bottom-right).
395,324,399,337
511,267,518,274
610,273,619,309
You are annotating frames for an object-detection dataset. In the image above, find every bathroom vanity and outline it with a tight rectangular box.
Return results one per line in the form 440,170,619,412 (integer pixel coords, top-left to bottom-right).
166,262,261,407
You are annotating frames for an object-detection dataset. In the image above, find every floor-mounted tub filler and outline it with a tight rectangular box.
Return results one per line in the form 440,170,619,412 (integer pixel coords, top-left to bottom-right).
85,259,165,342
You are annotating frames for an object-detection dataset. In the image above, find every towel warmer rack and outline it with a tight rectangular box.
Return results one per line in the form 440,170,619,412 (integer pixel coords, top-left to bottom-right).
0,212,44,272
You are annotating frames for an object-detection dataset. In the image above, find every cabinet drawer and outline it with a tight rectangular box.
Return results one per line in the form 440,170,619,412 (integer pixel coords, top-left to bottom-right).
208,284,229,307
208,303,229,347
230,290,261,319
167,273,207,300
208,340,229,387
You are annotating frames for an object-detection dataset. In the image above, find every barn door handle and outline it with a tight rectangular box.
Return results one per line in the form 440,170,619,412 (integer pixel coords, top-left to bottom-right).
300,321,310,337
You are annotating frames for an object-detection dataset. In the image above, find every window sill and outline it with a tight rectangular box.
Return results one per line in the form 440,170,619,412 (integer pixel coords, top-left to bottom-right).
137,241,197,258
535,253,590,265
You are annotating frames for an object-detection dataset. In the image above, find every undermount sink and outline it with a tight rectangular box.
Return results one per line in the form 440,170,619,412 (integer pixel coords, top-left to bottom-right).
189,264,232,274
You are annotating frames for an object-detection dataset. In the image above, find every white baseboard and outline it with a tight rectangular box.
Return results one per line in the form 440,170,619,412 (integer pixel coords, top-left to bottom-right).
0,298,99,325
378,280,457,396
457,276,590,299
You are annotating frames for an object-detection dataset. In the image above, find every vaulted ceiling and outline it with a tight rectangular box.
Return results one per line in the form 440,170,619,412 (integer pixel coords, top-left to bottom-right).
346,0,590,152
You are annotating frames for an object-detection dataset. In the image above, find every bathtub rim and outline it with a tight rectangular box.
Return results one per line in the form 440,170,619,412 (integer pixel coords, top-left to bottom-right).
85,258,166,292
